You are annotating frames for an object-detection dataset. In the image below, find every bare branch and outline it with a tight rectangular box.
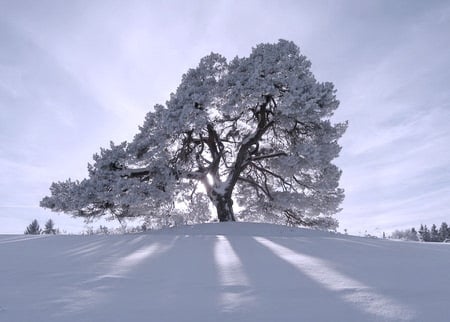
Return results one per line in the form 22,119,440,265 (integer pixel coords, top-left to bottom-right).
251,152,287,162
237,176,272,199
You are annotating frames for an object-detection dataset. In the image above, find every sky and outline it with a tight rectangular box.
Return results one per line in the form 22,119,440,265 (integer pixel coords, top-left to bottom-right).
1,0,449,235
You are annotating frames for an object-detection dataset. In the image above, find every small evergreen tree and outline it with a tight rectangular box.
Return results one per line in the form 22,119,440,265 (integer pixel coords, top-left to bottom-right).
430,224,439,242
25,219,41,235
438,222,449,242
409,227,419,241
43,219,57,234
418,224,431,242
418,224,424,241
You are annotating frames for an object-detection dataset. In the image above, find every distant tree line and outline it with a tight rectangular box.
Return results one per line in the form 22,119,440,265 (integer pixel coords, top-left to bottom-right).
24,219,58,235
24,218,149,235
390,222,450,242
81,223,148,235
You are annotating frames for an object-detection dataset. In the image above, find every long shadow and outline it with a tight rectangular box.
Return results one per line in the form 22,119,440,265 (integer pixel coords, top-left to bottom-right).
271,235,409,288
270,235,449,320
60,234,222,322
212,235,255,321
0,234,47,244
0,234,118,322
227,236,372,322
269,235,391,280
257,236,418,321
52,235,145,282
41,234,178,320
1,233,184,322
0,235,57,322
59,234,169,266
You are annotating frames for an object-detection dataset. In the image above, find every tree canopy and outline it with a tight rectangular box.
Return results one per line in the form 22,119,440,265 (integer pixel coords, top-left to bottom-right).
41,40,347,230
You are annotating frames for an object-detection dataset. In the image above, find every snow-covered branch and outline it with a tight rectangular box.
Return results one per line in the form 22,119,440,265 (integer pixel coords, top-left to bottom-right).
41,40,346,229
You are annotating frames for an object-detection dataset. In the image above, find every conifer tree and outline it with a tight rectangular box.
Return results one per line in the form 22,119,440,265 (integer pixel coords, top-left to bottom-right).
43,219,57,234
24,219,41,235
41,40,346,230
419,224,431,242
409,227,419,241
438,222,449,242
430,224,439,242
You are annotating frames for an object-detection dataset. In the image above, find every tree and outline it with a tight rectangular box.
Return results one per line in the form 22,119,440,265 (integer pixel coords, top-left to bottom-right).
97,225,109,235
390,228,419,241
43,219,57,234
438,222,449,242
25,219,41,235
41,40,346,230
419,224,431,242
430,224,439,242
410,227,419,241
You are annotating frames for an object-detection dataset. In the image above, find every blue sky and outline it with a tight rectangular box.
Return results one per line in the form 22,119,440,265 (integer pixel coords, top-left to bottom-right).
1,0,449,235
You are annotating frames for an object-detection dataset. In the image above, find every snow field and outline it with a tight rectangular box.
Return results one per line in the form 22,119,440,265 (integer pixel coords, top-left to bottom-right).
1,222,450,321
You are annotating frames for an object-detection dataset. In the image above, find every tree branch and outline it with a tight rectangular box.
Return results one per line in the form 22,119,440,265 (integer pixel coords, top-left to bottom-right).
237,176,272,199
249,161,294,191
225,96,276,195
251,152,287,162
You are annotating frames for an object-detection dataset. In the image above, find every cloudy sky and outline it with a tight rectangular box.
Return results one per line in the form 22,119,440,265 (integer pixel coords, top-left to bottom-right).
1,0,449,235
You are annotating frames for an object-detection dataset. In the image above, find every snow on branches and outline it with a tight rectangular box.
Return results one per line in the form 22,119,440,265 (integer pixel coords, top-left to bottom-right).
41,40,347,230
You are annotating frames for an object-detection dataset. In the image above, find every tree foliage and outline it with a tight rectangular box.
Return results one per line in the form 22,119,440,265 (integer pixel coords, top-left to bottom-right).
390,228,419,241
392,222,450,242
43,219,57,234
430,224,440,242
439,222,449,241
41,40,346,230
25,219,41,235
419,224,431,242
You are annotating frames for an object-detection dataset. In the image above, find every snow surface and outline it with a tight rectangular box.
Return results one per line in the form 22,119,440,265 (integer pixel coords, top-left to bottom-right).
1,222,450,321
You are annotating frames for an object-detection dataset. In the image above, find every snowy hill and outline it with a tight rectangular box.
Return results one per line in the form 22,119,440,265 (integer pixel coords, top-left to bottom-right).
1,222,449,322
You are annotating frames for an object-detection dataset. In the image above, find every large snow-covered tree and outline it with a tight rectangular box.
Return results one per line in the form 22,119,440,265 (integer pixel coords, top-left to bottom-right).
41,40,347,229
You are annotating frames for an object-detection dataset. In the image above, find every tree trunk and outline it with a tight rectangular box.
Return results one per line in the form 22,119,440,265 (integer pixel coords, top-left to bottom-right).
214,194,235,222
